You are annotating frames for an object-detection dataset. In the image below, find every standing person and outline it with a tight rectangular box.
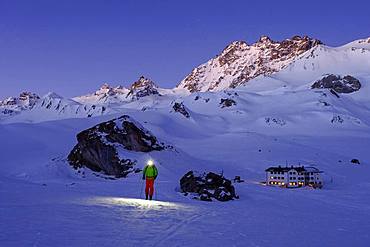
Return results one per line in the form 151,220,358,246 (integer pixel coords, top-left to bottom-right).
142,160,158,200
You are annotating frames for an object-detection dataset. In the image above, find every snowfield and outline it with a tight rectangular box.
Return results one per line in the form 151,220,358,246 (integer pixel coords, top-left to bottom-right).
1,37,370,246
2,89,370,246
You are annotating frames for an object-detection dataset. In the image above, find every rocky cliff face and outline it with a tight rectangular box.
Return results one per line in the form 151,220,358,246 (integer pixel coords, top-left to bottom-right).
68,115,167,177
177,35,322,92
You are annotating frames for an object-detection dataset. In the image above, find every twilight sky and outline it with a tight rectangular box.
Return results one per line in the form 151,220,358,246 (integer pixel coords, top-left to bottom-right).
0,0,369,98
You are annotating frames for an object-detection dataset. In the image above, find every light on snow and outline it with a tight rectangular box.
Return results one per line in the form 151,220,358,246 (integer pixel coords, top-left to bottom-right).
86,197,188,210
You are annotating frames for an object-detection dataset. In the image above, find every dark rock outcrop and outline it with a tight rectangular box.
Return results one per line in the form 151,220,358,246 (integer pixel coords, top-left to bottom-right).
171,102,190,118
68,115,166,177
220,98,236,108
351,159,361,165
180,171,238,202
311,74,361,93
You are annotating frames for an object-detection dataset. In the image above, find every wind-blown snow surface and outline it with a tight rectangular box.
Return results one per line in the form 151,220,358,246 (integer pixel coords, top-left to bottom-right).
1,86,370,246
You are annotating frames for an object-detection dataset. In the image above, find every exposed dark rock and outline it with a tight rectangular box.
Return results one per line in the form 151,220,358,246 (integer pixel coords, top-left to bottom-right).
351,159,361,165
233,176,244,183
265,117,286,126
68,115,166,177
331,115,344,124
0,109,15,115
311,74,361,93
220,98,236,108
180,171,238,202
171,102,190,118
330,89,340,98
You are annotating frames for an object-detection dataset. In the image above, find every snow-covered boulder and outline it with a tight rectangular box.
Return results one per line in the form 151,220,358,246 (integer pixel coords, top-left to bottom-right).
68,115,167,177
311,74,361,93
180,171,238,202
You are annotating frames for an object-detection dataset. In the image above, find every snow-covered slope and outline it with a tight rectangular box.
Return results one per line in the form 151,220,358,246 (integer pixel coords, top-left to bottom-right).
1,91,370,246
177,36,370,94
1,92,112,123
2,36,370,246
177,35,322,92
341,37,370,50
242,38,370,97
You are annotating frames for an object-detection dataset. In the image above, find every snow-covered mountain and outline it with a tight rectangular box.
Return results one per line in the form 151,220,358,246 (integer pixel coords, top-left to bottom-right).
74,83,130,105
1,36,370,124
126,76,161,100
0,91,40,116
243,37,370,97
74,76,174,106
177,35,322,92
0,92,112,123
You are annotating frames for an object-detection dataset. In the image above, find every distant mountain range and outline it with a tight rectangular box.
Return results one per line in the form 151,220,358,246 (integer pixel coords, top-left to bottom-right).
1,35,370,123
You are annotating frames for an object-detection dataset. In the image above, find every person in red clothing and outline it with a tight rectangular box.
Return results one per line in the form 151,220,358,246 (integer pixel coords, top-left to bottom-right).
142,160,158,200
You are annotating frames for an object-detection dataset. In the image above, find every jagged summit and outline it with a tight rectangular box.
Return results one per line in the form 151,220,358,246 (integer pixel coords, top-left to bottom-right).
73,77,161,105
43,92,63,99
129,76,158,90
95,83,128,96
127,76,160,99
258,35,273,43
177,35,322,92
73,82,129,105
0,91,40,111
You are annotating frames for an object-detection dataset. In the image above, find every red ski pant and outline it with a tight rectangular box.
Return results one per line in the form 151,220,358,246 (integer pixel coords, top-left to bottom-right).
145,178,155,197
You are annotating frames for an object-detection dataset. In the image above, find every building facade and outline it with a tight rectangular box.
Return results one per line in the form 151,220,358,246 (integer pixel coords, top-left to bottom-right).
265,166,323,188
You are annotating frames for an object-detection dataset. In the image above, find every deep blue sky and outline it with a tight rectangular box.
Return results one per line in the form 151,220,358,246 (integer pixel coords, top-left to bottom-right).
0,0,369,98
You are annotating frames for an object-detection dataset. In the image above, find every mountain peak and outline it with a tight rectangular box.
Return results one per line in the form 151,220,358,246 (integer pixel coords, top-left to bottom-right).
177,35,323,92
43,92,63,99
127,76,160,99
129,76,158,90
96,83,113,95
0,91,40,110
100,83,111,90
258,35,273,43
94,83,127,96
